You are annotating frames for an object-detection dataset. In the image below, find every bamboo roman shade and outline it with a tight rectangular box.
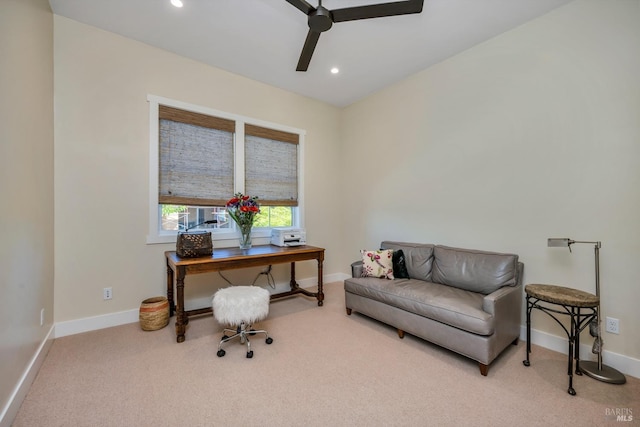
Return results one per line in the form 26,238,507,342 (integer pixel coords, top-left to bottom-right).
159,105,235,206
244,124,299,206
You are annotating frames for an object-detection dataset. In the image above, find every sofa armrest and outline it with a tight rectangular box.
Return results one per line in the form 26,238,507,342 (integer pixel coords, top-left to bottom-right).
482,284,522,339
482,285,520,314
482,261,523,317
351,261,363,278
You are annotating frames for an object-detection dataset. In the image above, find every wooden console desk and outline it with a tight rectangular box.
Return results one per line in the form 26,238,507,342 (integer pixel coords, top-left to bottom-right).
165,245,325,343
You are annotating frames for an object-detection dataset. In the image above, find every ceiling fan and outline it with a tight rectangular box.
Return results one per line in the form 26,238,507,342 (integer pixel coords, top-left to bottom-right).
285,0,424,72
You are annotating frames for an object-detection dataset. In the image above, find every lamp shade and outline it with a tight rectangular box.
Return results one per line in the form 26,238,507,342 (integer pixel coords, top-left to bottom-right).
548,238,572,247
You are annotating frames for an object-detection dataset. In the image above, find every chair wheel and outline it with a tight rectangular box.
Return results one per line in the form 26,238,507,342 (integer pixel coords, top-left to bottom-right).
266,337,273,345
249,329,256,335
246,351,253,358
222,335,229,340
217,349,225,357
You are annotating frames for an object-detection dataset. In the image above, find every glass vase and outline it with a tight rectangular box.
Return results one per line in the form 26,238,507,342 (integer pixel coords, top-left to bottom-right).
238,225,252,250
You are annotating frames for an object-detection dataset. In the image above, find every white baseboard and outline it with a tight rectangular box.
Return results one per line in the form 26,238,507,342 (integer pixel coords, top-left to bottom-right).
298,272,349,288
519,325,640,379
54,272,351,338
0,325,54,427
54,309,140,338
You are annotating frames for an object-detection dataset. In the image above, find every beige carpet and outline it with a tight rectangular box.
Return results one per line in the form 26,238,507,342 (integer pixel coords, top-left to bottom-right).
14,282,639,427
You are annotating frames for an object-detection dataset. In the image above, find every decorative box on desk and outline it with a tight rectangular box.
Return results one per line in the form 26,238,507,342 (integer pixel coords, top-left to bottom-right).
175,230,212,258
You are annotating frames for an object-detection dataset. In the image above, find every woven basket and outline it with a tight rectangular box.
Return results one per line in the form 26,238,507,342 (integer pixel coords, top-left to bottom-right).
139,296,169,331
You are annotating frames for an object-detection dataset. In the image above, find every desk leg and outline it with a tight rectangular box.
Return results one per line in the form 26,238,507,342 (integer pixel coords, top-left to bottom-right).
175,266,187,343
289,262,297,291
275,257,324,306
166,261,175,317
523,295,532,367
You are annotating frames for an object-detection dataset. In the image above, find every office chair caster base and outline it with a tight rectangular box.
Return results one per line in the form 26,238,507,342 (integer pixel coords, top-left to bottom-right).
217,349,226,357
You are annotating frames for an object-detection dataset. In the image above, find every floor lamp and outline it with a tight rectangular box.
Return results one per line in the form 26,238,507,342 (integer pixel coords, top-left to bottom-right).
547,238,626,384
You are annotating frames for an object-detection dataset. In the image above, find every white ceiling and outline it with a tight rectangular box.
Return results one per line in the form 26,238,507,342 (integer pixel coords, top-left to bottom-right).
48,0,572,107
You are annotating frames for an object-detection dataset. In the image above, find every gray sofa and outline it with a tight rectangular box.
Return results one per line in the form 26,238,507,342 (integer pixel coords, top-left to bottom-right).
344,241,523,376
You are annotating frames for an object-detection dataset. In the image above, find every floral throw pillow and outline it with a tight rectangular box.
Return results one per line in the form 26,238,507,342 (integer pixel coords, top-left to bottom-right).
361,249,394,279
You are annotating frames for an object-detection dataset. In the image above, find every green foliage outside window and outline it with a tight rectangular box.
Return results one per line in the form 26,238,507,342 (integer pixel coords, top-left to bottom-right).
254,206,292,228
161,205,187,216
161,204,292,230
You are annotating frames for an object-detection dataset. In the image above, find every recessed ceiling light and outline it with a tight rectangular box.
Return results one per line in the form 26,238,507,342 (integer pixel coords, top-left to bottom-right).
171,0,183,8
330,67,339,74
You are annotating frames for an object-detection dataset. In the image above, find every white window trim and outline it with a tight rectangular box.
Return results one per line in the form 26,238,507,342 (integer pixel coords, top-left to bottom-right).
146,95,305,245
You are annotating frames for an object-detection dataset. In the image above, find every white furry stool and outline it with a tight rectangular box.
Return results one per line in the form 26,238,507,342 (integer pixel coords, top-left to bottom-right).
212,286,273,358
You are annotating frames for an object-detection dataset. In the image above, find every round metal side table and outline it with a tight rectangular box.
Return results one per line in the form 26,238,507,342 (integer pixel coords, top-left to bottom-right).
522,284,599,396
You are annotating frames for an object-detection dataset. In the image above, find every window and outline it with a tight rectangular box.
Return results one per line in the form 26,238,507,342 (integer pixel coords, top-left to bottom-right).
147,95,304,244
244,124,298,206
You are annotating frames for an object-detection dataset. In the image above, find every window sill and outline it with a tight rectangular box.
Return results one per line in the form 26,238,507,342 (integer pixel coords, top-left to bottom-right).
146,229,273,247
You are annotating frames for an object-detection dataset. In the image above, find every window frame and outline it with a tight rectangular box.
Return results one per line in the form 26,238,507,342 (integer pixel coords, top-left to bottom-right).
146,95,305,245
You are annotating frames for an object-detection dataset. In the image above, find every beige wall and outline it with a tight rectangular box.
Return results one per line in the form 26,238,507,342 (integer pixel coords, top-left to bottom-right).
53,16,344,322
0,0,54,421
3,3,639,420
341,0,640,359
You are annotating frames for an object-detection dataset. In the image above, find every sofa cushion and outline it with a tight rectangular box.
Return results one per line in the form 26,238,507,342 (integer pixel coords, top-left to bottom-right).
432,246,518,295
360,249,394,279
380,241,434,281
344,277,494,336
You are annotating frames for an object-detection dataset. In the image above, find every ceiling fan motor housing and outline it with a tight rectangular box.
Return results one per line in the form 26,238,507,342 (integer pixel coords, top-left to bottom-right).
309,6,333,32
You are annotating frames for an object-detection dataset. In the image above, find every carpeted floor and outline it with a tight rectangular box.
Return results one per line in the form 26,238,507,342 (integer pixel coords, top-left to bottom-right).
13,281,639,426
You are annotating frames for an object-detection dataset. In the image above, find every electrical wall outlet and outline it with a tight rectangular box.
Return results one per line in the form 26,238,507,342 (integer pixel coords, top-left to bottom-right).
605,316,619,334
103,287,113,300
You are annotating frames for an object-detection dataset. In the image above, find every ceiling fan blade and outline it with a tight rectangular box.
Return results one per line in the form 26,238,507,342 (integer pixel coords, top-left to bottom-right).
296,29,321,72
332,0,423,22
286,0,315,15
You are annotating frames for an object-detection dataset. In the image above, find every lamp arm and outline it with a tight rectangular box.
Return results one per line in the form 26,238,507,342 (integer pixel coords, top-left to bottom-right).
567,240,602,254
547,238,602,295
570,240,601,247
